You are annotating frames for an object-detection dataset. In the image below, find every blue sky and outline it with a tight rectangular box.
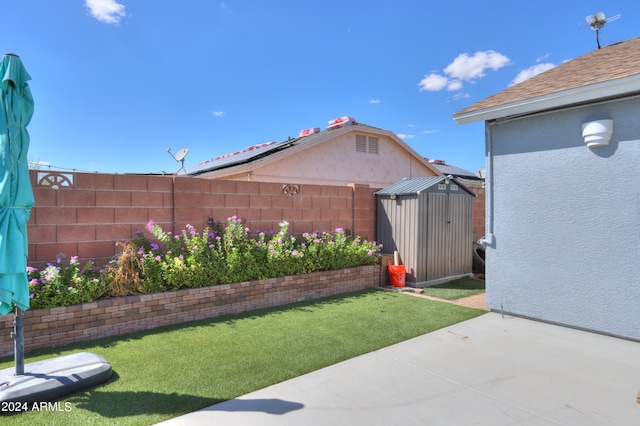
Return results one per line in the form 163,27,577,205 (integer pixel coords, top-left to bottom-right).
3,1,639,175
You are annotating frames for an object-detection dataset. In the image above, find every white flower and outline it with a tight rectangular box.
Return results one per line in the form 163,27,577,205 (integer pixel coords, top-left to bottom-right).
279,220,289,227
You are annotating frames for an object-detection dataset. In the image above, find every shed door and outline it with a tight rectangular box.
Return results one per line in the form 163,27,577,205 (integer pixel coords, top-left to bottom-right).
425,193,472,281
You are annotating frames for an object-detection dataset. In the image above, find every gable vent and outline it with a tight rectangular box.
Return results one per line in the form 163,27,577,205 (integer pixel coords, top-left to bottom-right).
368,137,379,154
356,134,379,154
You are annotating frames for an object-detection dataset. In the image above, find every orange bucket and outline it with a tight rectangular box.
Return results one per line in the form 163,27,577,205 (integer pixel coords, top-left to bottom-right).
387,265,406,287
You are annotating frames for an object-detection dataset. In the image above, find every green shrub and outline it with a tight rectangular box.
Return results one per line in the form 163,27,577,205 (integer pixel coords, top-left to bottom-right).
27,256,107,309
26,216,382,309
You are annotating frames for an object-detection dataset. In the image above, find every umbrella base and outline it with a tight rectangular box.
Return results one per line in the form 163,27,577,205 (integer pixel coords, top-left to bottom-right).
0,352,111,404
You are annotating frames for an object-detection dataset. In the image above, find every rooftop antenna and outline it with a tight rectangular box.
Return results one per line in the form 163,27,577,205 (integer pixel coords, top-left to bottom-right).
585,12,621,49
167,147,189,174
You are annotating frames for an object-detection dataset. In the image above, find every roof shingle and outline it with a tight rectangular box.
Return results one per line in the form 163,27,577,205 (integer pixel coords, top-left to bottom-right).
454,36,640,117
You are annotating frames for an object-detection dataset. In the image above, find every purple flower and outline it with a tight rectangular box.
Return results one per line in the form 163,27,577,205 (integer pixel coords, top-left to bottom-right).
335,228,344,233
155,255,161,261
145,220,155,231
29,294,34,299
29,279,38,285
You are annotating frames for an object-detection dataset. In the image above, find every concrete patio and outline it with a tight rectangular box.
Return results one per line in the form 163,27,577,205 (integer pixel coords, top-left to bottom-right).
157,312,640,425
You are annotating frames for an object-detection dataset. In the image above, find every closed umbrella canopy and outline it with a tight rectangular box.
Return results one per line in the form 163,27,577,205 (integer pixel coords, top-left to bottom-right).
0,53,35,316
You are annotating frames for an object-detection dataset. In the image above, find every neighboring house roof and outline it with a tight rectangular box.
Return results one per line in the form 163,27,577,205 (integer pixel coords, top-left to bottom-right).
428,161,482,180
454,36,640,124
186,121,442,178
375,176,475,196
186,140,285,176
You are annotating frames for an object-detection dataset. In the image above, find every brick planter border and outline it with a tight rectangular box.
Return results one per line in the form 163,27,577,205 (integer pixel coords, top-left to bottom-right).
0,265,380,357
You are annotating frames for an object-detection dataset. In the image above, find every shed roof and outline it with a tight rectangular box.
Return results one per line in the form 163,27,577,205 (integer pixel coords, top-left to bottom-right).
375,176,475,196
453,36,640,124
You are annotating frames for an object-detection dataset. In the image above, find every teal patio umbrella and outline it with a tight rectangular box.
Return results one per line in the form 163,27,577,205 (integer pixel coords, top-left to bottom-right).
0,55,110,402
0,53,34,317
0,53,35,377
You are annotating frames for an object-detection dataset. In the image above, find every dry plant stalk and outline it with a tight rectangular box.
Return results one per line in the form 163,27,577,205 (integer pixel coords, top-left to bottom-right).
106,242,145,297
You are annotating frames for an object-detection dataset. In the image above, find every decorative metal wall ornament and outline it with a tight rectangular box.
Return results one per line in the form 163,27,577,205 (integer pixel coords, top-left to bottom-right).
282,184,300,196
37,172,74,189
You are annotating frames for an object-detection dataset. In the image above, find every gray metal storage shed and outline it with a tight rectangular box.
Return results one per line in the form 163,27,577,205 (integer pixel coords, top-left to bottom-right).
375,176,475,286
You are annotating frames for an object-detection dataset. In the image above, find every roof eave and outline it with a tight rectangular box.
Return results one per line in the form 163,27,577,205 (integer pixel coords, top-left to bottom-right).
453,74,640,125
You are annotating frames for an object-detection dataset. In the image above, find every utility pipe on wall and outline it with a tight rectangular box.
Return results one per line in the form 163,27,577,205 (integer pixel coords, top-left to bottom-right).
480,121,495,247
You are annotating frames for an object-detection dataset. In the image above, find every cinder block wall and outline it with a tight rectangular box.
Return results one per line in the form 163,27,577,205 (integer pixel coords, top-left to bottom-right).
465,181,486,241
27,171,380,268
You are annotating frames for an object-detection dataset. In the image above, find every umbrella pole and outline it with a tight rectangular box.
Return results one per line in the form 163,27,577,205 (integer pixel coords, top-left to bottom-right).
13,307,24,375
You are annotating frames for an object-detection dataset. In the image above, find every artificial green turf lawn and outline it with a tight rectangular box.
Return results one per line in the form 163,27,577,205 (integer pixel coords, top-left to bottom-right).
0,288,485,426
420,276,485,300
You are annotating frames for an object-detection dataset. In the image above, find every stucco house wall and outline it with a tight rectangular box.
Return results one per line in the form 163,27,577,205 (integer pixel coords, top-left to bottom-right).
251,130,436,187
487,96,640,339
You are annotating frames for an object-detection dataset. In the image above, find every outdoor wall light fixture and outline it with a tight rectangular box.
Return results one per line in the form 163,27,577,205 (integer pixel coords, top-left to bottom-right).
582,119,613,148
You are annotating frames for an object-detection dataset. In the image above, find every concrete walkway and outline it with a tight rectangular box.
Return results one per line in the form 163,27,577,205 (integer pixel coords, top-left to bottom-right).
157,312,640,425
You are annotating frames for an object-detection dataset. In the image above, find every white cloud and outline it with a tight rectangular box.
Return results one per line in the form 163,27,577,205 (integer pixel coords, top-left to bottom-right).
446,80,463,91
448,92,471,101
444,51,511,81
369,99,381,104
211,111,225,117
86,0,126,25
418,73,448,91
509,63,556,86
422,129,438,135
397,133,415,140
418,50,511,93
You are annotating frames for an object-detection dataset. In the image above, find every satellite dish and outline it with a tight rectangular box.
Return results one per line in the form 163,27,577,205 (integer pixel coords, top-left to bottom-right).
167,147,190,174
585,12,621,49
174,148,189,162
